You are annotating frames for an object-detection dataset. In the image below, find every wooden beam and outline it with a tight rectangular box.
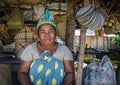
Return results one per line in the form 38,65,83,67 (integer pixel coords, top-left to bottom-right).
0,6,32,11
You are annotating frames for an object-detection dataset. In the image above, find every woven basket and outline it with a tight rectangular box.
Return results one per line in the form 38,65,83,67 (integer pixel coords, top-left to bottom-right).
7,8,24,29
14,26,38,42
14,26,38,58
3,0,20,5
19,0,45,5
54,14,67,40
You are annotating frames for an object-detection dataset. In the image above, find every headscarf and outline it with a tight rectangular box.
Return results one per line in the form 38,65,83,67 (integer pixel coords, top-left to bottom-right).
37,8,58,31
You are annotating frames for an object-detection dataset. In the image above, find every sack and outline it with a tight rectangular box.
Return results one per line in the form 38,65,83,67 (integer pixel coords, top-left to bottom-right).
7,8,24,29
14,26,38,42
83,55,117,85
19,0,45,5
14,26,38,58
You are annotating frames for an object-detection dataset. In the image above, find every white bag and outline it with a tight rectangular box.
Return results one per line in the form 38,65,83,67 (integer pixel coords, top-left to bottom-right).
83,55,117,85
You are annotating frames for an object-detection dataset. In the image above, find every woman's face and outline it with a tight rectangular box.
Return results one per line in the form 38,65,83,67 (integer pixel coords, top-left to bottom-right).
38,24,56,46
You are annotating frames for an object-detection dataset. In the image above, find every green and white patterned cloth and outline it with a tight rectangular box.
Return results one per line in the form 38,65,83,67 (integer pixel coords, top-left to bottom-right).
29,51,65,85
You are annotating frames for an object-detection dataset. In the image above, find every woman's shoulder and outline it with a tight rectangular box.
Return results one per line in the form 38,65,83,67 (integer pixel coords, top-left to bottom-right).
25,42,37,50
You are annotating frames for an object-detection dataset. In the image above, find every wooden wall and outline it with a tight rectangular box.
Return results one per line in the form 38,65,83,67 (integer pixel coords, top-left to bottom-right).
74,35,114,51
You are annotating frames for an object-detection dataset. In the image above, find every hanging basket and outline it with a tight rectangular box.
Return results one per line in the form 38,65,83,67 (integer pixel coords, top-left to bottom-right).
7,8,24,29
19,0,45,5
76,5,108,30
3,0,20,5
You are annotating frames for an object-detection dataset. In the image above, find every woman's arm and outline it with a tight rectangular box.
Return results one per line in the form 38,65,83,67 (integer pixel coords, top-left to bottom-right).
62,60,74,85
18,60,32,85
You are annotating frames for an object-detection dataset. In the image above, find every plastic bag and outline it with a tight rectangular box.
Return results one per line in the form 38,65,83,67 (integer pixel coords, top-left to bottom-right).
83,55,116,85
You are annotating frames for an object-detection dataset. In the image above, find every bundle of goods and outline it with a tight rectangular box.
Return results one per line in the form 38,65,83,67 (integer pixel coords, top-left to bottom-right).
76,4,108,30
82,55,116,85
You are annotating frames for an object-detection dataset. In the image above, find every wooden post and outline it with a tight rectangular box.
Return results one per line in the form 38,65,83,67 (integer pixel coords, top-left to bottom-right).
108,37,110,49
76,26,86,85
103,36,104,50
95,30,99,49
65,0,76,51
76,0,89,84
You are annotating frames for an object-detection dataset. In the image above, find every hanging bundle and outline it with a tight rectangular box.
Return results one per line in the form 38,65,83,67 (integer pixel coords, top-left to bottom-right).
76,4,108,30
7,8,24,29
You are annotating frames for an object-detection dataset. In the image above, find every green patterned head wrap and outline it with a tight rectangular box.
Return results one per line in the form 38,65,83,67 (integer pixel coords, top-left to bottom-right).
37,8,57,31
